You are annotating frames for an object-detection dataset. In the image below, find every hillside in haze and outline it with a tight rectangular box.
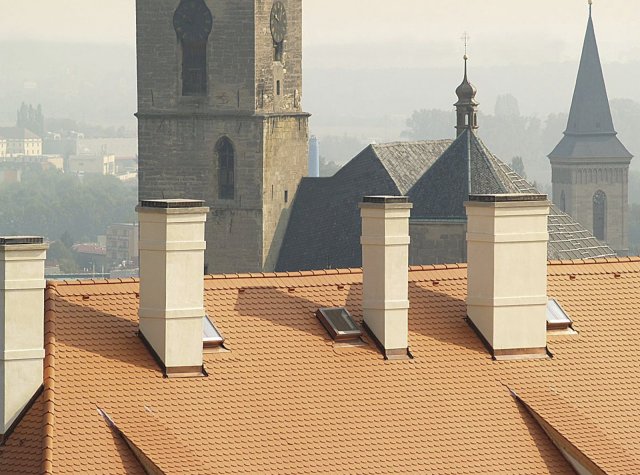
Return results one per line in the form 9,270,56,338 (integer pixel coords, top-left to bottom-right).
0,42,136,127
2,41,640,185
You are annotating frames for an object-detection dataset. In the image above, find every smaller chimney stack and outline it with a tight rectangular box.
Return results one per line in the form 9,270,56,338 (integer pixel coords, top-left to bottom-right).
359,196,412,359
137,200,209,376
465,194,550,360
0,236,48,436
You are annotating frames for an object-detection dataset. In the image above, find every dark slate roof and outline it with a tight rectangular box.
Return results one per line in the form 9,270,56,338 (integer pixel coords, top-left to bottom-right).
277,132,615,272
370,140,452,194
408,130,509,218
484,140,616,260
549,10,632,160
276,146,402,272
549,134,632,160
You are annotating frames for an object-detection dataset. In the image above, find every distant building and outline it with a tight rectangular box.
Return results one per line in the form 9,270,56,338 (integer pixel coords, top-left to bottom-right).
277,57,614,271
42,135,78,159
0,155,64,183
76,137,138,159
68,154,116,176
16,103,44,137
106,223,139,268
0,138,6,157
549,4,632,255
308,135,320,177
71,243,107,272
0,127,43,157
137,0,309,274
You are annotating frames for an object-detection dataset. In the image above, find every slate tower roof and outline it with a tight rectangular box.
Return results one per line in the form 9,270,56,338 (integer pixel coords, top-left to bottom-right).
277,130,614,272
549,5,632,160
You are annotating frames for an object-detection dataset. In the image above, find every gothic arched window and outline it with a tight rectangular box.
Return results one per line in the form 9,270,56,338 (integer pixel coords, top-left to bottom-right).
593,190,607,241
173,0,213,96
560,190,566,212
217,137,235,200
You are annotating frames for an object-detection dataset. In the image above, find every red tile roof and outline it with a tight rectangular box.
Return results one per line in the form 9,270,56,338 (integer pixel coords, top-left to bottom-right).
2,258,640,473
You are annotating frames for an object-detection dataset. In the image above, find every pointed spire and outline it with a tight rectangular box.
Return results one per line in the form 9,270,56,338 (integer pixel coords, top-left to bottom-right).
564,2,616,136
549,1,632,160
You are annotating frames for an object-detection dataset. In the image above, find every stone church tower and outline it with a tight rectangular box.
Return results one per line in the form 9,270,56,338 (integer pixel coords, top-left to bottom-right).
136,0,309,273
549,3,632,255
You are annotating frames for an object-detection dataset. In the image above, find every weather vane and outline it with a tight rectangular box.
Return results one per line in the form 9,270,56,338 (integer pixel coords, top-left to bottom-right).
461,32,470,60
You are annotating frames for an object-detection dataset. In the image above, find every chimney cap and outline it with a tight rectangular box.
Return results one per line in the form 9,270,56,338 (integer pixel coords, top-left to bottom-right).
468,193,548,203
139,199,206,209
362,196,410,204
0,236,44,245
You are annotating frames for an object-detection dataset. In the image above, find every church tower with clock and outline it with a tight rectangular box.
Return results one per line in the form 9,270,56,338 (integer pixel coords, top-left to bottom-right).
136,0,309,273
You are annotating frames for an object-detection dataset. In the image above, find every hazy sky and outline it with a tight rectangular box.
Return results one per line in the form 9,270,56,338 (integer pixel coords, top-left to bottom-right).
2,0,638,68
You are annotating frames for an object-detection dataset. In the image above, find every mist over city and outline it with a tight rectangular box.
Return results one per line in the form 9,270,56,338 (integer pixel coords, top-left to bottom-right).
1,0,640,266
4,2,640,472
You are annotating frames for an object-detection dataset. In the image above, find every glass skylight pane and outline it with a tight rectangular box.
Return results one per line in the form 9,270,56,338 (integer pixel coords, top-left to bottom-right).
203,316,224,344
546,299,572,325
316,307,362,341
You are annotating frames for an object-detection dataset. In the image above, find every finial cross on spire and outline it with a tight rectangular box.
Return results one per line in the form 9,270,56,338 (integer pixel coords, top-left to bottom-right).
589,0,593,16
461,32,470,59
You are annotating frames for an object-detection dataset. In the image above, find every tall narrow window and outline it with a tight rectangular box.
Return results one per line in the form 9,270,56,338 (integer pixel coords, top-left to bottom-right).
593,190,606,241
560,190,566,212
274,41,284,62
217,137,235,200
173,0,213,96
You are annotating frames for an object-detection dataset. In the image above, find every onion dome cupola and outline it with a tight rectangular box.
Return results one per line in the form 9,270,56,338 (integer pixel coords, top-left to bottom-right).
455,54,479,137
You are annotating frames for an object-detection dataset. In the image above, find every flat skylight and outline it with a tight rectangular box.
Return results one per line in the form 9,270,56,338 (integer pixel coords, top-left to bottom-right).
546,299,573,331
203,315,225,348
316,307,362,341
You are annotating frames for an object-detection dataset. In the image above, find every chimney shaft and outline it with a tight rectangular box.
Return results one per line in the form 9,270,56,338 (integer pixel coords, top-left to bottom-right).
359,196,412,359
0,237,48,436
465,194,550,360
137,200,209,376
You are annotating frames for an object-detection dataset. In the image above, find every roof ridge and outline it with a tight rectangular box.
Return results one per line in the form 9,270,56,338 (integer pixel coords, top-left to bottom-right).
50,277,139,287
548,256,640,266
42,285,58,475
372,139,453,148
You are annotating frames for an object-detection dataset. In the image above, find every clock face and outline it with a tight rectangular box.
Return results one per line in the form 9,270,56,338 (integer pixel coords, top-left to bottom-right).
173,0,213,43
270,2,288,44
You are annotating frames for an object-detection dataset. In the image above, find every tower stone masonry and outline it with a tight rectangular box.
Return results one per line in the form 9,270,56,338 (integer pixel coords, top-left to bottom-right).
136,0,310,273
549,4,632,255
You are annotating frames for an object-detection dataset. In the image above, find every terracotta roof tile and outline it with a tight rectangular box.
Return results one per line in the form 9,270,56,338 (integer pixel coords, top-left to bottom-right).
4,261,640,472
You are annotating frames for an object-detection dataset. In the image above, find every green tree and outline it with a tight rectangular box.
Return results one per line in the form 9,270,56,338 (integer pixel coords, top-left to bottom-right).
48,240,79,273
402,109,456,141
0,168,137,241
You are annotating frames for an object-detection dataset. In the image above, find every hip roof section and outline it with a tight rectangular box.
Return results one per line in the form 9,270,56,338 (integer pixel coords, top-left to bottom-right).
4,258,640,473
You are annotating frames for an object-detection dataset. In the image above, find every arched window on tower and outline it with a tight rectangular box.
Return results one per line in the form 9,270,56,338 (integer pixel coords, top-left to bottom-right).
217,137,235,200
593,190,607,241
560,190,566,212
173,0,213,96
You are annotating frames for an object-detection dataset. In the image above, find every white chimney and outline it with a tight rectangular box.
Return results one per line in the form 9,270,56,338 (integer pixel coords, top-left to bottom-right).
137,200,209,376
0,237,48,437
465,194,550,360
359,196,412,359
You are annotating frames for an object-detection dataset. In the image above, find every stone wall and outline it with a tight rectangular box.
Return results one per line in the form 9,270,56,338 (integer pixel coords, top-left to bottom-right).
136,0,309,273
552,163,629,254
262,115,309,270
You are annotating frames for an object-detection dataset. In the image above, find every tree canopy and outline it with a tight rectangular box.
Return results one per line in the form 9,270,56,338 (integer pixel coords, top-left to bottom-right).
0,168,137,242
